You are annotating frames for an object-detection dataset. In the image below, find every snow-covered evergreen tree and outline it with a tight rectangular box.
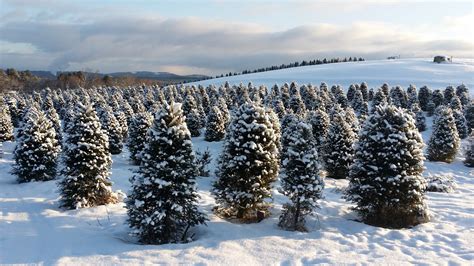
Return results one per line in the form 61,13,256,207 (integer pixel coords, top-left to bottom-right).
278,119,324,231
280,113,299,164
347,84,357,102
213,103,280,220
322,105,356,179
344,107,360,137
418,86,431,111
450,96,463,111
464,133,474,167
272,98,286,119
127,112,153,165
289,91,306,117
115,110,129,139
346,104,429,228
427,107,460,163
426,100,436,117
99,106,124,154
0,101,14,141
266,108,281,151
431,90,444,107
126,102,206,244
45,105,62,145
465,103,474,134
205,106,226,141
411,103,426,132
333,86,349,109
12,107,60,183
406,85,418,109
186,108,203,137
59,104,118,209
351,89,368,121
216,97,231,127
453,110,468,139
444,86,455,105
368,88,374,101
371,88,387,112
306,109,330,150
389,86,407,108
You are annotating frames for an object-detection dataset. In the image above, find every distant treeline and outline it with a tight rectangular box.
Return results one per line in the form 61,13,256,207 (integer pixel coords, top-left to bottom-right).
190,56,365,82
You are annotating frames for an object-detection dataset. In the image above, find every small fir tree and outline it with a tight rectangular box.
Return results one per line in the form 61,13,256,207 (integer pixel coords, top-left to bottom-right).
126,102,206,244
0,102,14,141
306,108,330,150
427,107,460,163
205,106,226,141
99,107,124,154
186,108,203,137
418,86,431,111
12,107,60,183
411,103,426,132
213,103,280,221
444,86,455,104
453,110,468,139
345,104,429,228
464,133,474,167
371,89,387,112
322,105,356,179
58,104,118,209
127,112,153,165
45,105,62,145
465,103,474,134
431,90,444,107
278,120,324,231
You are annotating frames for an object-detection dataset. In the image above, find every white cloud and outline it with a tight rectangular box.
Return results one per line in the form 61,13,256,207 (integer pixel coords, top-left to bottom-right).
0,1,472,74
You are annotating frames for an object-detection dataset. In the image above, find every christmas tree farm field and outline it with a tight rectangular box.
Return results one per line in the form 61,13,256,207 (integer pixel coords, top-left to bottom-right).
0,129,473,265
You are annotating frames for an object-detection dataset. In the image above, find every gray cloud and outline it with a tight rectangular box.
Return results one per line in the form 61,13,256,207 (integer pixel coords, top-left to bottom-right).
0,15,472,75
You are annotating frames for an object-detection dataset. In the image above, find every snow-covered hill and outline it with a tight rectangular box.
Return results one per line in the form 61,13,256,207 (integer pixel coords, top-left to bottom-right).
191,58,474,90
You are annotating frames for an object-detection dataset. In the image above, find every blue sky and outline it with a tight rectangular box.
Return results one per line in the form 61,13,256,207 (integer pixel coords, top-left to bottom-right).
0,0,472,75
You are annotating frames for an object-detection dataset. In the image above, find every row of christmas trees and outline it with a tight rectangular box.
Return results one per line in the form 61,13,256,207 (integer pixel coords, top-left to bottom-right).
0,81,473,245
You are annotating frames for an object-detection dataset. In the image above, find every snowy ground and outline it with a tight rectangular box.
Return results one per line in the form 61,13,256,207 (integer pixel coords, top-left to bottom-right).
1,127,473,265
190,58,474,90
1,58,474,265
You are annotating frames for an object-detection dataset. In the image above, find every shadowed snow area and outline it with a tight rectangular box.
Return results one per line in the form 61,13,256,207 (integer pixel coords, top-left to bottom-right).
1,59,474,264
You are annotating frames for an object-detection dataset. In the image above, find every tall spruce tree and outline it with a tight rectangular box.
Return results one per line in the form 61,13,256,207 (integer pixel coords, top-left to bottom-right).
126,102,206,244
278,119,324,231
59,104,118,209
12,107,60,183
127,112,153,165
213,103,280,220
322,105,356,179
345,104,429,228
427,107,460,163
